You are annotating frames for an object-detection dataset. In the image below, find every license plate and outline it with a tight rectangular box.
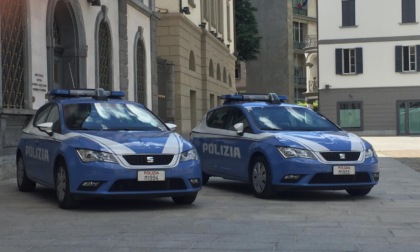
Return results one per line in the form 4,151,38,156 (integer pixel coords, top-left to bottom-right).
138,170,165,181
333,166,355,175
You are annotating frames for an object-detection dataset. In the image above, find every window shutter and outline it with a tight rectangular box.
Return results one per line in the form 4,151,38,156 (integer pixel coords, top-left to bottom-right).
356,48,363,74
336,48,343,75
395,46,403,72
416,45,420,71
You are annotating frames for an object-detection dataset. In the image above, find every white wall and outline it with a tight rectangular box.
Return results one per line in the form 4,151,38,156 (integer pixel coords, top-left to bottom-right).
318,0,420,90
318,0,420,40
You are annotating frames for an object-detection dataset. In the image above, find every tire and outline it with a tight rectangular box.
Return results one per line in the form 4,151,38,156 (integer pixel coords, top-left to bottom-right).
172,192,198,205
55,161,79,209
202,172,210,185
346,188,372,197
250,156,276,199
16,155,36,192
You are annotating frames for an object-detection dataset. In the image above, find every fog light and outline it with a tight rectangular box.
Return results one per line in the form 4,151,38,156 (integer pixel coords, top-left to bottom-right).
78,181,102,191
189,178,201,188
373,172,380,182
281,174,302,183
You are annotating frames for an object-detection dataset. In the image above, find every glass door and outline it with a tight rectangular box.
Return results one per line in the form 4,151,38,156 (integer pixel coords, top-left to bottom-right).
398,101,420,135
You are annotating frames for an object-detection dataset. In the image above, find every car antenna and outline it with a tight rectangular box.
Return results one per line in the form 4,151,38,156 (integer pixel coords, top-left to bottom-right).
68,62,75,89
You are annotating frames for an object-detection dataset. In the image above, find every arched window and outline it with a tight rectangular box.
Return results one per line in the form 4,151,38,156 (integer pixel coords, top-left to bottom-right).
217,64,221,81
229,75,232,87
209,59,214,77
95,6,112,90
189,51,196,71
98,21,111,90
134,27,146,104
46,0,87,91
223,68,227,83
0,0,26,108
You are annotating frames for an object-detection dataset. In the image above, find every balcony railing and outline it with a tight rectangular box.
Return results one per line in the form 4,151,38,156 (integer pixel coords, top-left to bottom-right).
304,34,317,49
293,7,307,16
308,80,319,93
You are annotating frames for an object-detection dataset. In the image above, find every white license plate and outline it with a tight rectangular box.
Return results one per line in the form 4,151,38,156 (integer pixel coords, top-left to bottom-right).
138,170,165,181
333,166,355,175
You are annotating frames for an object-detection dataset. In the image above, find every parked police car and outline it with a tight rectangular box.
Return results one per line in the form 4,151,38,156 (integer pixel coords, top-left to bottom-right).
191,93,379,199
16,89,201,208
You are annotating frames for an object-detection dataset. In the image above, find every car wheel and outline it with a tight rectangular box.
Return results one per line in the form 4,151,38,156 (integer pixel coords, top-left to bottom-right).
16,155,36,192
346,188,372,197
250,156,276,199
202,172,210,185
55,161,79,209
172,192,198,204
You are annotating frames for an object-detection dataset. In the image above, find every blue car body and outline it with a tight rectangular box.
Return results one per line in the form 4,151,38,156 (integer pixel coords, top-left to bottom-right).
16,89,201,208
190,94,379,198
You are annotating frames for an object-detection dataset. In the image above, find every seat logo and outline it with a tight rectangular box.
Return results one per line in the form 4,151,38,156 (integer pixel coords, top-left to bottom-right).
147,156,154,163
339,153,346,160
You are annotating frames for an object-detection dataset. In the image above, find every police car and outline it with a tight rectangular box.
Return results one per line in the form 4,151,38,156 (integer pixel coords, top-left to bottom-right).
16,89,201,208
190,93,379,199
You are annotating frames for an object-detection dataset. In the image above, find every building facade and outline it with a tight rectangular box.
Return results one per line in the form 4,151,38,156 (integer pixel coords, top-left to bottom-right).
318,0,420,135
155,0,237,137
0,0,158,177
244,0,317,104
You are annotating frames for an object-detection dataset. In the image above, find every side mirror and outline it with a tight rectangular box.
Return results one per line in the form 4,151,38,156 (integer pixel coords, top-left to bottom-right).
233,122,244,136
37,122,54,135
166,123,177,131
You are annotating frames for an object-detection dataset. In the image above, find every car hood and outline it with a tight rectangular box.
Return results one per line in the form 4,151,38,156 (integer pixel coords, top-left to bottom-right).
61,131,191,155
273,131,370,152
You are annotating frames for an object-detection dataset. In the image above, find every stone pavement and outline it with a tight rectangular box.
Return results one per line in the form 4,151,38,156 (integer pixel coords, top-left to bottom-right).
0,136,420,251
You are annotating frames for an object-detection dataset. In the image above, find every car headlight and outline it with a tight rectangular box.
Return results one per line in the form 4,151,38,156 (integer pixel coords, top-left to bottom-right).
278,147,316,159
76,149,118,163
180,148,199,162
365,148,376,158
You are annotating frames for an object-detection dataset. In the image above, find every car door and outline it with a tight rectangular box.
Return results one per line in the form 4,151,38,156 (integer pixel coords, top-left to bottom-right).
219,107,254,180
27,103,61,186
198,107,231,176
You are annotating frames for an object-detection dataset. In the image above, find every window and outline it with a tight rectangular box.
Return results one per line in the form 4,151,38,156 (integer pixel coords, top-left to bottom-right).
342,0,355,27
293,22,305,49
189,51,196,71
206,107,230,129
402,0,416,23
98,21,111,90
338,102,362,129
335,48,363,74
398,100,420,135
209,59,214,77
395,45,420,72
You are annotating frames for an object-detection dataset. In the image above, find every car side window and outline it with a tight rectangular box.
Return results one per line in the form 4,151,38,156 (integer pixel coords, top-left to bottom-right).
228,107,252,133
46,105,60,132
33,104,53,126
206,107,230,129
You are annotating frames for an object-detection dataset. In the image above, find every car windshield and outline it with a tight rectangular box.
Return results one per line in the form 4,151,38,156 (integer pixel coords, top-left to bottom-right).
248,106,340,132
63,102,167,131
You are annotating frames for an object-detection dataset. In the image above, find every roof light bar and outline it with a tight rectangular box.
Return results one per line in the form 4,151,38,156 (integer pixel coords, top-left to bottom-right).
221,93,287,104
46,88,125,100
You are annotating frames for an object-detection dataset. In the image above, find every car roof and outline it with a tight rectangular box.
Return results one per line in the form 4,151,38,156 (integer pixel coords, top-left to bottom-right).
215,93,303,111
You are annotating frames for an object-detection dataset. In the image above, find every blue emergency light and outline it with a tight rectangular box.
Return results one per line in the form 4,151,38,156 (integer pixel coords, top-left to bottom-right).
221,93,287,104
46,88,125,100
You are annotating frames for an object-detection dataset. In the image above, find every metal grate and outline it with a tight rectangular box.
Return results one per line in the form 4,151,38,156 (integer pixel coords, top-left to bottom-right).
1,0,26,109
136,39,145,104
98,21,111,90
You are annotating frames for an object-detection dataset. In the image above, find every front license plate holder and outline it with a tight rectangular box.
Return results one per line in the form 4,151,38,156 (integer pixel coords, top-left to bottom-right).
333,166,355,175
138,170,165,181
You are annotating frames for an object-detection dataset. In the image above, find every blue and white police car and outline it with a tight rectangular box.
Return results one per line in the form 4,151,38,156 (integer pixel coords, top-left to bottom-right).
191,93,379,199
16,89,201,208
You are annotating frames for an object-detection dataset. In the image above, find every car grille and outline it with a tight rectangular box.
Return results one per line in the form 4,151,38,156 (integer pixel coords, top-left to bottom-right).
109,179,187,192
309,172,371,184
320,152,360,161
123,155,174,165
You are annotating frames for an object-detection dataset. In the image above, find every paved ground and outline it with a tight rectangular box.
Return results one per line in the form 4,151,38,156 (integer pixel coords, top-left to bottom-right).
1,136,420,251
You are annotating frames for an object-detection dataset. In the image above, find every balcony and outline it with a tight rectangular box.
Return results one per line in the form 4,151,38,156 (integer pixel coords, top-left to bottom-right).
293,7,307,16
304,34,317,53
308,80,319,93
